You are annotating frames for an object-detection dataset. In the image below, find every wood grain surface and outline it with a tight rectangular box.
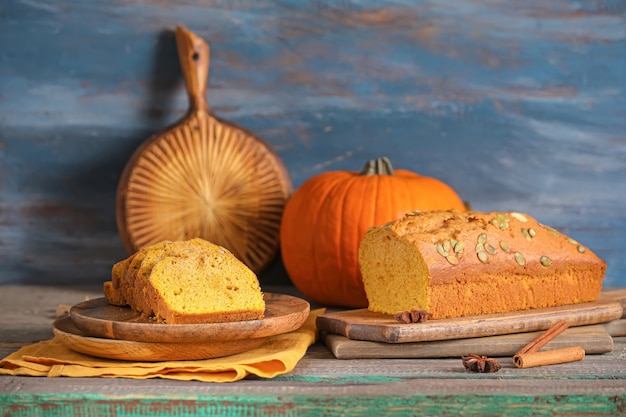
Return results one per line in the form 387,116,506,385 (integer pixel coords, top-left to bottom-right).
0,1,624,289
1,285,625,417
115,27,292,272
322,322,619,359
317,297,623,343
53,316,268,361
70,293,310,343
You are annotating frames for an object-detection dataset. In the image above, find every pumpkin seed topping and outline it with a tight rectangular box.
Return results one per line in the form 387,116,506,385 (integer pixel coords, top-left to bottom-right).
454,241,465,254
521,228,532,241
545,227,560,237
566,238,587,253
443,240,451,253
477,251,489,263
450,239,458,248
500,241,510,252
514,252,525,266
475,243,484,253
446,255,460,265
490,213,510,230
437,243,449,257
528,228,536,238
485,243,497,255
511,212,528,222
540,256,552,267
477,233,488,244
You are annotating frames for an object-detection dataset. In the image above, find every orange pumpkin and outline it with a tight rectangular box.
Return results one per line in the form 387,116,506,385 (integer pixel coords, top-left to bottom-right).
280,157,466,308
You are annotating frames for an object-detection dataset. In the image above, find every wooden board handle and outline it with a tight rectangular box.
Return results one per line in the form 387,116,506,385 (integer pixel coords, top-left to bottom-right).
175,26,210,111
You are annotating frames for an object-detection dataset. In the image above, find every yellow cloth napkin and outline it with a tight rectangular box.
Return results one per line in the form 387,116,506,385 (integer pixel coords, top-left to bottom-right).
0,309,324,383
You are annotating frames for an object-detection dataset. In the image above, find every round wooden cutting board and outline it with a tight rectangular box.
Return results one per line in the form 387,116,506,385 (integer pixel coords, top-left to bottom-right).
116,26,292,274
53,317,268,361
70,293,310,343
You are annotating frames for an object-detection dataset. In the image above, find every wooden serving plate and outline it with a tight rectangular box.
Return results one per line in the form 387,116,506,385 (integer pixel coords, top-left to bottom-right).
317,296,623,344
70,293,310,343
53,317,267,361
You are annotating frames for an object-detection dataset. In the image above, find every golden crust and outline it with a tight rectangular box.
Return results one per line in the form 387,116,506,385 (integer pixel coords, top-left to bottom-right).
359,210,606,319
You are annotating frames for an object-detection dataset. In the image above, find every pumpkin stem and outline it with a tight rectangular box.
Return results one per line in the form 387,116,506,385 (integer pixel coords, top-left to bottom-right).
360,157,394,176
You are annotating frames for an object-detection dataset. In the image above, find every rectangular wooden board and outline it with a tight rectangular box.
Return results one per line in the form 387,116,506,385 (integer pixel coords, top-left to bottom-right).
317,297,624,344
322,322,619,359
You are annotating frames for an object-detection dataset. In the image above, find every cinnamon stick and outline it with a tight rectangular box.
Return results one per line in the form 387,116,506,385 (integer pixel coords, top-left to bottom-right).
515,320,569,355
513,346,585,369
513,320,585,369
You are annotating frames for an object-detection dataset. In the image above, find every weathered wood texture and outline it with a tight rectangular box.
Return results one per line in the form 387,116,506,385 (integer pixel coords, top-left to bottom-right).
0,1,624,287
1,285,625,416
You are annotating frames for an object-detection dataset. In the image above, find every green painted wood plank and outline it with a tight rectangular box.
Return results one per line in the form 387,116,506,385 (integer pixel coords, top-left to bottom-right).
2,393,625,417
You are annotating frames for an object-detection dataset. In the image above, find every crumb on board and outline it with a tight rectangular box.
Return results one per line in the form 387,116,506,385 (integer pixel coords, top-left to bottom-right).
55,296,91,318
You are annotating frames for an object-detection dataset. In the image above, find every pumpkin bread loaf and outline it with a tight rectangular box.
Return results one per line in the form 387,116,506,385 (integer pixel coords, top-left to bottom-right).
103,238,265,324
358,210,606,319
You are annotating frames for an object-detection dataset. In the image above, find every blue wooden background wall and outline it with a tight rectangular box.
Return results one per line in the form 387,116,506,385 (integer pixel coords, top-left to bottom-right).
1,0,624,288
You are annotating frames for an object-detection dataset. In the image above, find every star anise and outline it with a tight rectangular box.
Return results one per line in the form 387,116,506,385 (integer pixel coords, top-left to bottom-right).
461,354,502,373
393,309,431,324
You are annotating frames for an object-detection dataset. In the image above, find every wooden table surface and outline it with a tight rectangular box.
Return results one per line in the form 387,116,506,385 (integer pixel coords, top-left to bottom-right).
1,285,625,417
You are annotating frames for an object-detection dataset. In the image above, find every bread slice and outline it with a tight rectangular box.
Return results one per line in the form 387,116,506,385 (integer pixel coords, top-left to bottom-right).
105,241,172,308
103,238,265,323
146,250,265,324
131,239,233,316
